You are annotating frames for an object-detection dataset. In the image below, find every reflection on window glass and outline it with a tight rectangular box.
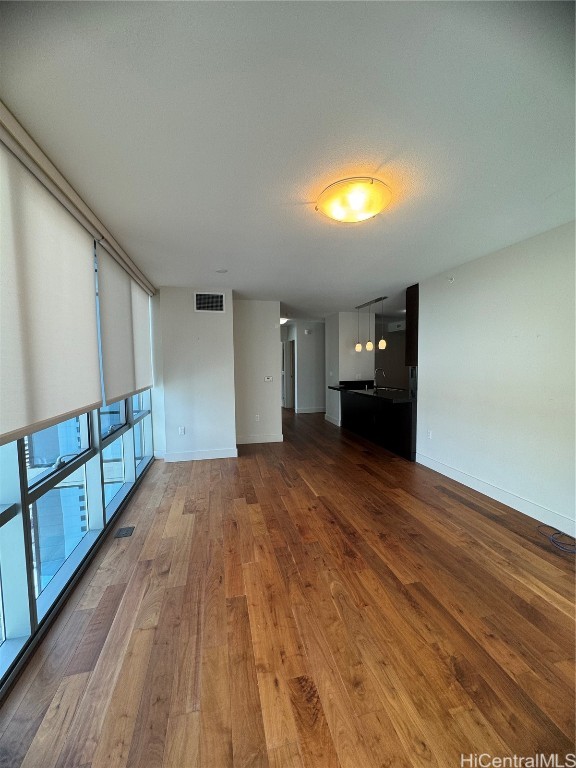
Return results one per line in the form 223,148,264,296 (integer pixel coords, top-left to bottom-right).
134,421,145,465
25,414,89,487
131,393,142,417
102,439,125,507
0,574,5,645
100,401,126,438
29,467,88,596
132,390,151,417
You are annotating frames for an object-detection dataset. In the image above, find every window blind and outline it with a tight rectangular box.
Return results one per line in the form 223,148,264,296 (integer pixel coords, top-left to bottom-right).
0,142,102,445
131,281,153,393
97,244,152,403
97,244,136,404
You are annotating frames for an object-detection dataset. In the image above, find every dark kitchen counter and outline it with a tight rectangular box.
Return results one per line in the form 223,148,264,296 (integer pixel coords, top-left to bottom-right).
329,383,416,460
328,385,411,404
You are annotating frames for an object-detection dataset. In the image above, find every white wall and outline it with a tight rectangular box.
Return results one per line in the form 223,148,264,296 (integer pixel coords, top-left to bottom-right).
325,313,340,426
152,288,237,461
288,321,326,413
338,311,375,381
233,299,283,444
417,221,575,535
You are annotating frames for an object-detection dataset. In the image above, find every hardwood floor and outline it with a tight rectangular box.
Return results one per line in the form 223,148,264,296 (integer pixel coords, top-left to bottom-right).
1,412,574,767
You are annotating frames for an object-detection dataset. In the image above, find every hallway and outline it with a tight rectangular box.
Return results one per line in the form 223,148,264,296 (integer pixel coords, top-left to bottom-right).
0,413,574,767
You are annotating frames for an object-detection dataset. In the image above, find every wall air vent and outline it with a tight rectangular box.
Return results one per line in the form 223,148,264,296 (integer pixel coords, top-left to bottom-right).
194,292,225,312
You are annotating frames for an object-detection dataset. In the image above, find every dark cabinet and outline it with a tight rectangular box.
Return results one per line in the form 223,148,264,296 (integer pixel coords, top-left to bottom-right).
340,391,415,461
405,283,419,367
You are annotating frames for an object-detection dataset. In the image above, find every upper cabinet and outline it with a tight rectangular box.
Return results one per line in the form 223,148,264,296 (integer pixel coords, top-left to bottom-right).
405,283,419,367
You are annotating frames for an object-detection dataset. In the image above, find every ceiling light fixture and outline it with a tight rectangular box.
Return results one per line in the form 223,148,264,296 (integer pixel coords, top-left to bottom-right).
365,304,374,351
378,296,387,350
316,177,392,223
354,296,388,352
280,317,288,325
355,308,362,352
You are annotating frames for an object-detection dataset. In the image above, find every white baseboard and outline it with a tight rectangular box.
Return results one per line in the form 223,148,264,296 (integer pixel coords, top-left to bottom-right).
416,453,575,536
295,407,326,414
154,450,166,460
236,433,284,445
324,414,341,427
164,447,238,462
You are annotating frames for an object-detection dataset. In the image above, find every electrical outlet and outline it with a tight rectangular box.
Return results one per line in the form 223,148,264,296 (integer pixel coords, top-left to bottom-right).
255,414,260,422
178,426,185,436
264,376,273,382
427,430,432,440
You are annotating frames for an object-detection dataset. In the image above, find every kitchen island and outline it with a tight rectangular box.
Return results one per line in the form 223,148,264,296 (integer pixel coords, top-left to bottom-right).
329,384,416,461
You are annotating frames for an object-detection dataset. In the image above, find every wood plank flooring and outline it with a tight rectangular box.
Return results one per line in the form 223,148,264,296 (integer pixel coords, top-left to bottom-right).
1,412,574,767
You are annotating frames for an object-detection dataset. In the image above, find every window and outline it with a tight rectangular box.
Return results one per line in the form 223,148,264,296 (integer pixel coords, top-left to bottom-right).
0,442,32,675
0,574,5,646
25,413,90,488
100,401,127,438
0,139,154,694
102,439,126,508
132,389,151,418
134,420,145,466
134,413,153,476
29,467,89,597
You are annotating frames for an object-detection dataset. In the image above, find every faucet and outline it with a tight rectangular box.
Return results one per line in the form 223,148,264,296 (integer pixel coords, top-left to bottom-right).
374,368,386,390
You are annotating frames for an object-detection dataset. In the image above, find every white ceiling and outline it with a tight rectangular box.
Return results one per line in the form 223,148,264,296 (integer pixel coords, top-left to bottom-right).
1,1,574,318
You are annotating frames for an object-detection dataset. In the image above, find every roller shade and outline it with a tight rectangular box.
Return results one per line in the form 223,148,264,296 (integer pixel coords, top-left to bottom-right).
0,142,102,445
97,244,152,403
131,281,153,393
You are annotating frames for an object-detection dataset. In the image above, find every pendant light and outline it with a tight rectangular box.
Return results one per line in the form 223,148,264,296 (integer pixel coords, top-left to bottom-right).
365,303,374,351
355,308,362,352
378,296,387,350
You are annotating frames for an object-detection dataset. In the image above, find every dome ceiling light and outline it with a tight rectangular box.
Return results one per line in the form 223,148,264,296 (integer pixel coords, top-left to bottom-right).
316,177,392,223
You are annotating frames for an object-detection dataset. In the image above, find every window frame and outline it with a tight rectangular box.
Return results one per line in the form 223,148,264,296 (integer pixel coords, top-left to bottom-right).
25,413,94,493
0,389,154,695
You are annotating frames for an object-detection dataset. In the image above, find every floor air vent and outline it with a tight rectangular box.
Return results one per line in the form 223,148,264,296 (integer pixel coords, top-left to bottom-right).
114,526,135,538
195,292,225,312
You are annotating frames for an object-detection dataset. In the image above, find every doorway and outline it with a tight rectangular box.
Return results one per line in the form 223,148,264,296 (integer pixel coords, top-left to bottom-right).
281,340,295,409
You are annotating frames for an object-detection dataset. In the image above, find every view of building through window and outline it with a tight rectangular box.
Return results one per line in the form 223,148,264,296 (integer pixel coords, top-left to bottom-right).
25,415,90,487
100,401,126,437
29,467,88,596
102,439,126,507
0,390,153,685
0,573,5,645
